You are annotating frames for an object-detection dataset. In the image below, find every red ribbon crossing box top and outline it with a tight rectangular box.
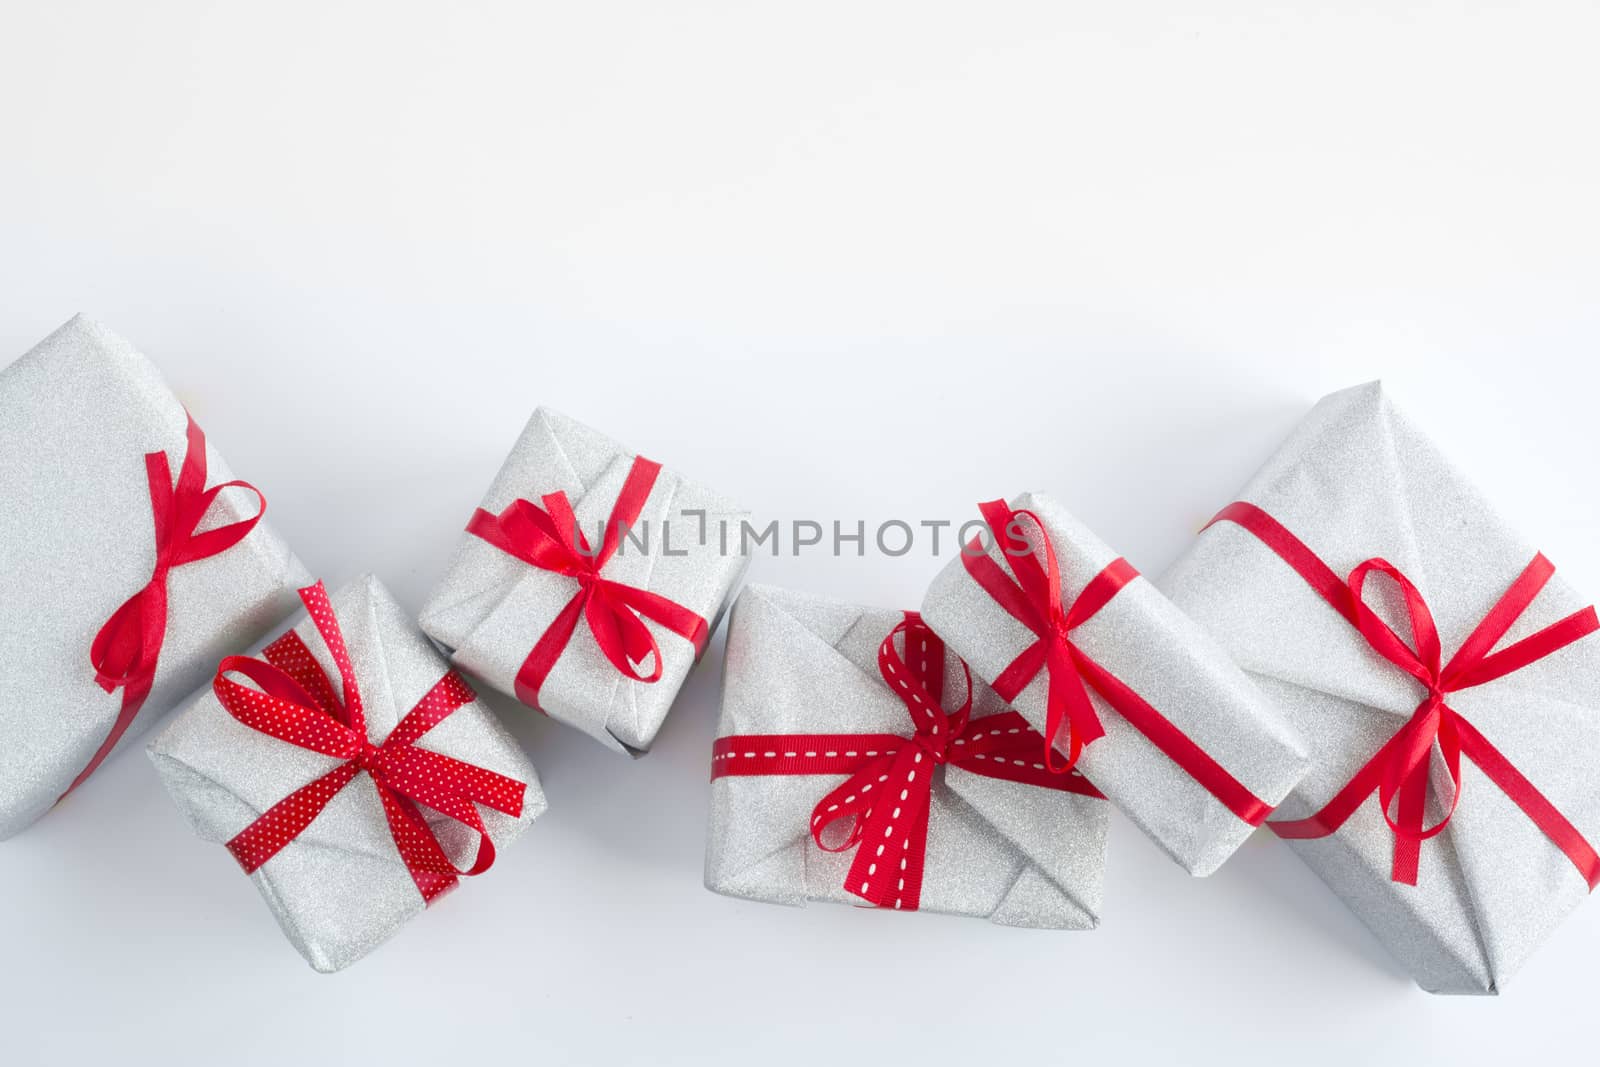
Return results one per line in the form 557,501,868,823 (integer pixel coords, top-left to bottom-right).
957,498,1274,827
1208,501,1600,888
75,413,265,800
711,612,1100,911
212,582,527,905
465,454,709,710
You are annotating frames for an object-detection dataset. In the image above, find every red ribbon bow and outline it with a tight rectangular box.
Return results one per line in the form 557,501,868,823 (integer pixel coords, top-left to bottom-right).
465,455,709,709
69,413,265,799
213,583,526,904
962,499,1272,825
711,613,1101,911
1209,501,1600,887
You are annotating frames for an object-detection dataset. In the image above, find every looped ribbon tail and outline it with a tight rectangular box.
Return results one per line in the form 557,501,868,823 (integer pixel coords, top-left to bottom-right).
1208,501,1600,888
960,499,1273,826
68,413,266,801
214,583,526,904
464,455,708,709
711,613,1101,911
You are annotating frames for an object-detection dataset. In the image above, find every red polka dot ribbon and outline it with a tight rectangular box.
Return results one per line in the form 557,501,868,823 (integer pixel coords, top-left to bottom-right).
70,413,266,801
464,455,709,709
213,582,527,905
711,613,1103,911
961,499,1273,826
1208,501,1600,888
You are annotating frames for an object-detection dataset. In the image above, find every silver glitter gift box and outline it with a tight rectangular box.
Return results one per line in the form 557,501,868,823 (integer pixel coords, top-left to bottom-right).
705,584,1109,928
920,494,1310,876
420,407,749,755
1160,381,1600,994
148,574,546,973
0,315,308,840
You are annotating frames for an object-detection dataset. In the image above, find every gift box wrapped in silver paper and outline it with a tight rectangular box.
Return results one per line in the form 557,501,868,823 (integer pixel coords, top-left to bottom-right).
1159,381,1600,994
420,407,749,755
0,315,309,840
920,493,1309,876
705,583,1109,928
149,574,546,973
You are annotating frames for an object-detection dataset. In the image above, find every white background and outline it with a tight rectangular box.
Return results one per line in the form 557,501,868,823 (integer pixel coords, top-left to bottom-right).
3,2,1598,1064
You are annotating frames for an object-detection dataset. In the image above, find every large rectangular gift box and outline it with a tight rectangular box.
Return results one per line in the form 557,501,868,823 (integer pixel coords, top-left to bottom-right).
0,315,308,839
1161,381,1600,994
706,584,1109,927
420,407,750,755
921,494,1309,876
149,574,545,972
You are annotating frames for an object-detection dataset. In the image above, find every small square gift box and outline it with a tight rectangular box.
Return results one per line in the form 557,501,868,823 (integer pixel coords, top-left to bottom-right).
420,407,750,755
1161,382,1600,994
0,315,308,840
149,576,544,972
921,495,1310,876
706,584,1109,927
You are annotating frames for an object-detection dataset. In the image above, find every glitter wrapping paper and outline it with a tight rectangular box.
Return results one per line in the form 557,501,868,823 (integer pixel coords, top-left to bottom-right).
1159,381,1600,994
420,407,749,755
705,584,1108,928
148,574,546,973
0,315,309,840
920,493,1309,876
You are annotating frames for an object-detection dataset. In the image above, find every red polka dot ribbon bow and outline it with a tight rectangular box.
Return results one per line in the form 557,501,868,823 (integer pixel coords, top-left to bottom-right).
71,413,265,800
465,455,709,709
961,499,1272,825
1209,501,1600,888
711,613,1102,911
213,583,526,904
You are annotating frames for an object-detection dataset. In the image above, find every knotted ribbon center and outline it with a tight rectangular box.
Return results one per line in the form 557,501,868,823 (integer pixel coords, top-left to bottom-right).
711,612,1101,911
961,498,1272,826
67,413,265,801
1210,500,1600,887
214,582,526,905
465,455,709,709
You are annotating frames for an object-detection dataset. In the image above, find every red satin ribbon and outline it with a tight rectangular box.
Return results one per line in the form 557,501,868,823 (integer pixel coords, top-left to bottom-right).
465,456,709,709
711,613,1103,911
1208,500,1600,888
69,413,265,800
213,582,526,904
961,500,1273,826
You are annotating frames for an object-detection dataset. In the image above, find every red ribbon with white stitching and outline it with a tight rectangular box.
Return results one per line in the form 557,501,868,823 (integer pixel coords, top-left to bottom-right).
465,455,709,709
71,413,266,800
710,613,1102,911
1208,501,1600,888
961,499,1273,826
213,582,526,904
